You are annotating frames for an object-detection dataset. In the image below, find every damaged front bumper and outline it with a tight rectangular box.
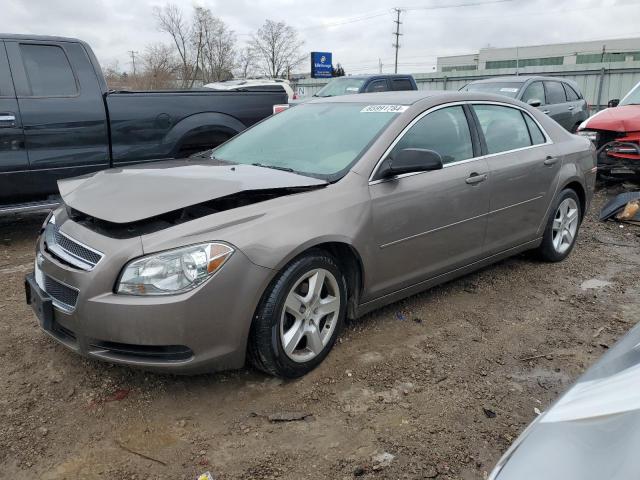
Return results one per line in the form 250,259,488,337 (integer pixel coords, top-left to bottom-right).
597,141,640,180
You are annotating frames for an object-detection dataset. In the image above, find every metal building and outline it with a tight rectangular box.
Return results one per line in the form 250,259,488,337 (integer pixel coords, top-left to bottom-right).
292,37,640,112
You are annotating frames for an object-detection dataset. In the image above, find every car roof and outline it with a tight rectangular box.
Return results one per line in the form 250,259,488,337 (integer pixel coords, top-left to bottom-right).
335,74,413,80
468,75,572,84
306,90,525,106
0,33,83,43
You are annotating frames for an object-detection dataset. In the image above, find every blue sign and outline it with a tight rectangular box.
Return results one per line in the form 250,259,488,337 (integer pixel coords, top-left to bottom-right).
311,52,332,78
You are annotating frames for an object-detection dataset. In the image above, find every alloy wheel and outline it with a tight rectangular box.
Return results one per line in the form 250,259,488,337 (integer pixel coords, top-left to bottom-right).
552,197,579,254
279,268,341,363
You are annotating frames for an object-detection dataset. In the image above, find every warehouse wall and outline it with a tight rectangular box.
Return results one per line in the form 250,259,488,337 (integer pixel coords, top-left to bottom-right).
292,61,640,111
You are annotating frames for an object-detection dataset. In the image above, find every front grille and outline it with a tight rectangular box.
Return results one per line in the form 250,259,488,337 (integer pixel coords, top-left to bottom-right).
44,219,103,271
44,275,79,312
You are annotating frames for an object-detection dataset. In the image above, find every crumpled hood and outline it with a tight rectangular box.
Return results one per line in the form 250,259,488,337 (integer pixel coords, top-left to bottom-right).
581,105,640,133
59,160,327,224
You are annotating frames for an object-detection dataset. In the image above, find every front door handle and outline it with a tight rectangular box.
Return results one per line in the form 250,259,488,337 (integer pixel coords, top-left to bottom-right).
544,156,558,166
568,106,574,111
465,173,488,185
0,113,16,128
542,110,550,115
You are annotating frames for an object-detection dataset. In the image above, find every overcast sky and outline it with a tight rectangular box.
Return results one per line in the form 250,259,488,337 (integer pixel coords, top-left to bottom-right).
2,0,640,75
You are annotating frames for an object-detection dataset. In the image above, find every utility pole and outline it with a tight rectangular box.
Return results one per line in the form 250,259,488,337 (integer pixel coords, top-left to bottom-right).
392,8,402,74
128,50,138,76
379,58,383,73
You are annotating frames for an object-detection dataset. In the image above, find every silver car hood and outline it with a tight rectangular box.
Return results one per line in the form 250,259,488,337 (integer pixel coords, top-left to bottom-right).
58,160,327,224
491,320,640,480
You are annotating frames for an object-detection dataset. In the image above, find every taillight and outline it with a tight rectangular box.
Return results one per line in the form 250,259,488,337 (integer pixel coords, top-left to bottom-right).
273,104,289,114
292,93,298,100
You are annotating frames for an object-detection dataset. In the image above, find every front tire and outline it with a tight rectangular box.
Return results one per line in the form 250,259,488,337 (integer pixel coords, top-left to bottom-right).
248,250,347,378
536,188,582,262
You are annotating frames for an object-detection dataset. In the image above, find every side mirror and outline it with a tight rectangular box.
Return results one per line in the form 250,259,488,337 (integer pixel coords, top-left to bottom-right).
608,99,620,108
527,98,542,107
381,148,443,178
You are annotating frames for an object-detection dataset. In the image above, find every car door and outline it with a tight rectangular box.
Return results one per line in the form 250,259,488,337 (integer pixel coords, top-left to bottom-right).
365,79,390,93
5,40,109,197
562,82,587,131
471,103,560,255
367,104,491,299
543,81,572,130
0,40,30,203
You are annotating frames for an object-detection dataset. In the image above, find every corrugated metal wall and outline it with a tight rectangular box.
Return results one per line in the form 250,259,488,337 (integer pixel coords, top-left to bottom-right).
292,62,640,111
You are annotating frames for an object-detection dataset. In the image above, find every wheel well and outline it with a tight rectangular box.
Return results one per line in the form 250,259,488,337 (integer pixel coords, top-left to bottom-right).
563,181,586,219
309,242,364,320
175,128,236,158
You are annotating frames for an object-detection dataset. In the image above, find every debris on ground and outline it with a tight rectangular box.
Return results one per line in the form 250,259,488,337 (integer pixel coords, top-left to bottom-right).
483,407,497,418
267,411,313,422
599,191,640,223
371,452,395,470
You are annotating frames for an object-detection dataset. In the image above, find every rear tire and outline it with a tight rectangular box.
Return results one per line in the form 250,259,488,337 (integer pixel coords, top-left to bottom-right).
248,250,347,378
536,188,582,262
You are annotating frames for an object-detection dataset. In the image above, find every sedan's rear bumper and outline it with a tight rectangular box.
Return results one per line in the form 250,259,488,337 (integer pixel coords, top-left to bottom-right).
28,228,273,374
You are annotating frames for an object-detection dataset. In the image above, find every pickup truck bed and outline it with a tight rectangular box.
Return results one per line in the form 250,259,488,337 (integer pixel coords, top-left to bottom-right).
0,34,286,207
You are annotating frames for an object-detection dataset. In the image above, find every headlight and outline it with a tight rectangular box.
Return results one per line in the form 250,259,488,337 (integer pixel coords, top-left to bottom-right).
117,242,234,295
577,130,598,142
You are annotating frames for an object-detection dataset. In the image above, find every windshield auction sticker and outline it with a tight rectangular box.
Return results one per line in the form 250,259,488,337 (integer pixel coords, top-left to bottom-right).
361,105,409,113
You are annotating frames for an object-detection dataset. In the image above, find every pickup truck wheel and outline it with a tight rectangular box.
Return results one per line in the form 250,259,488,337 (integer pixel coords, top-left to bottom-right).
248,250,347,378
536,189,582,262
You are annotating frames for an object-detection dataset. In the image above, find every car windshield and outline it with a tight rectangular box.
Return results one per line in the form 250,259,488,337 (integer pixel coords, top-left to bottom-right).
212,103,400,181
315,78,366,97
462,82,524,98
620,82,640,105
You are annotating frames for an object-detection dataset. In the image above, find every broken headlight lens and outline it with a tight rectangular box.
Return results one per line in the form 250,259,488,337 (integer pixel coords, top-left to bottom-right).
117,242,234,295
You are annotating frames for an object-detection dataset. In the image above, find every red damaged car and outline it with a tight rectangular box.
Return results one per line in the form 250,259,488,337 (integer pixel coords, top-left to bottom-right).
577,82,640,181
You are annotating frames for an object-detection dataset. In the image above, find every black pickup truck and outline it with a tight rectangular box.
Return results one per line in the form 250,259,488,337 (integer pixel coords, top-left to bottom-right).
0,34,286,212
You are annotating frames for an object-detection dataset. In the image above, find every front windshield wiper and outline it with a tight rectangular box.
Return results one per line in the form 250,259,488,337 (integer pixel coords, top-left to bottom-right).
252,162,295,173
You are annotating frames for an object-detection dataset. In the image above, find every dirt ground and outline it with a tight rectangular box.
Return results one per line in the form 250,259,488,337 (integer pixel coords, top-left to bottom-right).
1,186,639,480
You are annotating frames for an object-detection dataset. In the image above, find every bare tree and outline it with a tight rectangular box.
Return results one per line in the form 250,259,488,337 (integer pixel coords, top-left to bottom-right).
250,20,305,78
197,8,237,83
236,46,257,79
136,43,178,90
154,4,202,88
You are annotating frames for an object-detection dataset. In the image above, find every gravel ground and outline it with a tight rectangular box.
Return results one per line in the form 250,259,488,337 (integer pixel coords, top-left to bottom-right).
1,186,639,480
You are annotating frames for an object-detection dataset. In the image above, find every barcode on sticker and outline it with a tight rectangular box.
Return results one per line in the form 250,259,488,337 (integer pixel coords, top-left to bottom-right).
361,105,409,113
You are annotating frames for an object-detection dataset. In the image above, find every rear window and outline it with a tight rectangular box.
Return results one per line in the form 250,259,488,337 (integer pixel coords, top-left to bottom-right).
463,82,523,98
392,78,414,91
20,44,77,97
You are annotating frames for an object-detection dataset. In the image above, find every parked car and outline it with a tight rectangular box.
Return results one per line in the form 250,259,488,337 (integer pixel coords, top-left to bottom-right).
489,319,640,480
577,80,640,180
462,76,589,132
0,34,286,212
204,78,296,102
25,91,596,378
290,74,417,105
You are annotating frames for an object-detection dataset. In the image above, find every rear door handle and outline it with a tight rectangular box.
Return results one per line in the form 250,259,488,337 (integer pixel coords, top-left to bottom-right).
465,173,488,185
542,110,550,115
544,156,558,166
0,113,16,128
567,106,574,111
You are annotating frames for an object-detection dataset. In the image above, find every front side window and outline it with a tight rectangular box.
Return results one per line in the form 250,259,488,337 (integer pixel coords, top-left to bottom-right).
544,81,567,104
20,44,77,97
391,106,473,164
473,104,531,154
213,103,399,181
521,82,545,105
366,80,389,93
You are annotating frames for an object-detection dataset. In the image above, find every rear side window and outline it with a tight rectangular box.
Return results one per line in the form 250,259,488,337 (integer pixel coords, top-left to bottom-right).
366,80,388,93
521,81,545,105
473,104,531,154
20,44,77,97
392,78,413,91
391,106,473,164
563,83,580,101
523,113,546,145
544,81,566,104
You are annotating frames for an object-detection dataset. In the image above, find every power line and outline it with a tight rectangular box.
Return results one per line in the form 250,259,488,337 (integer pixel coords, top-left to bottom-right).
399,0,516,11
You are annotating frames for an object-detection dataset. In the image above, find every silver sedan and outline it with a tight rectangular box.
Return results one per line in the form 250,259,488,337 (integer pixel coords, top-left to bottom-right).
26,91,596,377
